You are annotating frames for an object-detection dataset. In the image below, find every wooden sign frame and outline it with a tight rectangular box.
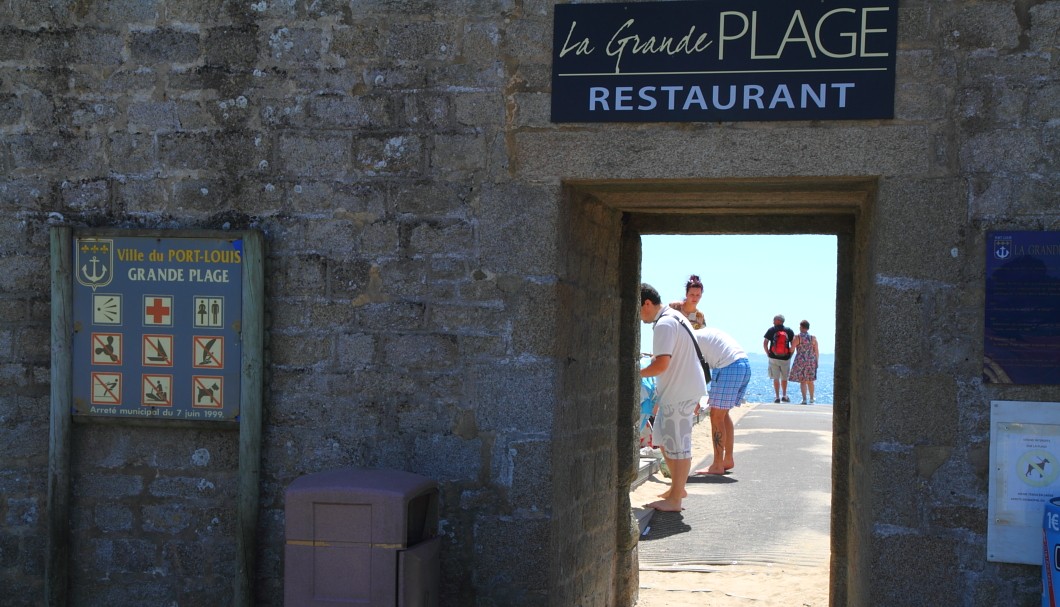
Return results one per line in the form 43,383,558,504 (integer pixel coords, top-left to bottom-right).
46,227,264,606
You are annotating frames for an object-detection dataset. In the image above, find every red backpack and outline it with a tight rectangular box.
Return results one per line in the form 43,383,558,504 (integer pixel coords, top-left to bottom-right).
770,329,792,357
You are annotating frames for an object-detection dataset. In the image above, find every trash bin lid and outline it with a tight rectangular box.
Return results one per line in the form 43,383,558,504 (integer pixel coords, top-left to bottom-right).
285,468,438,546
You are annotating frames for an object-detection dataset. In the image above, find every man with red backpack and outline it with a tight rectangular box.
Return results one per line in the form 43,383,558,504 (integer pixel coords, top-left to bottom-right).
763,314,795,403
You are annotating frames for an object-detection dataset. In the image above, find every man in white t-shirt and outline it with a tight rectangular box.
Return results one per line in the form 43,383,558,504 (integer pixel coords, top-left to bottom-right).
639,283,707,511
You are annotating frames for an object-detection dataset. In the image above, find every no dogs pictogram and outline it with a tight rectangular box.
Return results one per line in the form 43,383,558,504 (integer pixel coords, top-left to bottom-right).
192,336,224,369
192,376,223,409
91,372,122,404
142,374,173,407
91,333,122,365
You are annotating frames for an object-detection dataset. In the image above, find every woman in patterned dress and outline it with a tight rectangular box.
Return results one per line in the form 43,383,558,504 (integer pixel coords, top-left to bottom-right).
788,320,819,404
668,274,706,329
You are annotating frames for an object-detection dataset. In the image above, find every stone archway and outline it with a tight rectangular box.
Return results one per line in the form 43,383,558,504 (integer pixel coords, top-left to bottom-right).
556,177,876,606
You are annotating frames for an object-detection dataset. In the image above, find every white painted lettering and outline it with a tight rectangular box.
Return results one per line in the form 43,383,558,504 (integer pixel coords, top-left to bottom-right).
772,11,816,60
719,8,891,62
769,84,795,109
713,85,737,110
606,19,638,73
127,267,186,281
682,86,708,110
802,83,827,108
661,86,683,110
743,85,765,109
832,82,854,107
816,8,858,58
589,87,610,110
717,11,749,61
860,7,891,57
560,21,595,58
638,86,658,110
585,81,858,113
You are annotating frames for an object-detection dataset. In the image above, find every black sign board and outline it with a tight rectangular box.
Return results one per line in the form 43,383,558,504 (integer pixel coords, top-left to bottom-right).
551,0,899,123
985,231,1060,385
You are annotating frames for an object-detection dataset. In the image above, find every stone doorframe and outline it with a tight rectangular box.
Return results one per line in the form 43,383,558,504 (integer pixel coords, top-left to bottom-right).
560,177,877,607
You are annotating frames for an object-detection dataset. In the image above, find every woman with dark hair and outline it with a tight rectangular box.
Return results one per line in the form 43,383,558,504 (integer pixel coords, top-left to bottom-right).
669,274,706,329
789,320,820,404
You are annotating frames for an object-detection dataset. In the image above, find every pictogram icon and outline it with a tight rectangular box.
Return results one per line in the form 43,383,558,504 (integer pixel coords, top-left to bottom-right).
91,372,122,404
192,336,224,369
193,296,224,328
143,295,173,327
143,335,174,367
142,374,173,407
191,375,223,409
92,293,122,325
91,333,122,365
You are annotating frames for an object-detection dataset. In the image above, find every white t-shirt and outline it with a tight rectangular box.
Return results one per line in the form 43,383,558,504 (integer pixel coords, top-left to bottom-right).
693,327,747,369
652,310,708,404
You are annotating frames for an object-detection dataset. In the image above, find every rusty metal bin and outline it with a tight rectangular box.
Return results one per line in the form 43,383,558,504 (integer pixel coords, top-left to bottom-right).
284,468,440,606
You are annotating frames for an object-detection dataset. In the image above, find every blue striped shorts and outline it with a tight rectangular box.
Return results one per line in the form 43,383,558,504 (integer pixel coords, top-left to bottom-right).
708,358,751,410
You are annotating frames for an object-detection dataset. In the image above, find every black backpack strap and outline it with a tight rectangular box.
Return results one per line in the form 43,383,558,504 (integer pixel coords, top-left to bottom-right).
668,312,711,383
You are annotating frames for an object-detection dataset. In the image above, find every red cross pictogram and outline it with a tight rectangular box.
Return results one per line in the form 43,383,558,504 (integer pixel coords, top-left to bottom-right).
146,298,170,324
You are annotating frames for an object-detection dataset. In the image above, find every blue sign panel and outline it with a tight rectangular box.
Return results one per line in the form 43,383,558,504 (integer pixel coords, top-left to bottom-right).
71,235,244,421
552,0,899,123
985,231,1060,385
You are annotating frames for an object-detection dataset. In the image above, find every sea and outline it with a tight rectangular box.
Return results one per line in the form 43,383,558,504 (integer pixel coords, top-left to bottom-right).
742,352,834,405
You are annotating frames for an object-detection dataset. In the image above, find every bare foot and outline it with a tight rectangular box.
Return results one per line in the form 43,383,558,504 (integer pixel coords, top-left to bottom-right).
657,488,688,499
644,498,683,512
694,466,727,476
723,460,735,470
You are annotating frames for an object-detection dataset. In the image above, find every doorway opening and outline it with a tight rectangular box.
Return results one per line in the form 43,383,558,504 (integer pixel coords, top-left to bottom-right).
635,234,837,604
556,177,876,607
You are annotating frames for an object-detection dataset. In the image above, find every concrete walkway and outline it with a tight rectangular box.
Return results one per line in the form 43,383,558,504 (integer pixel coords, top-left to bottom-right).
633,402,833,569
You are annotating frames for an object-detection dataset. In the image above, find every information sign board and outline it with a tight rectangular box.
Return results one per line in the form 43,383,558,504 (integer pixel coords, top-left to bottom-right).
985,231,1060,384
988,401,1060,564
71,234,244,422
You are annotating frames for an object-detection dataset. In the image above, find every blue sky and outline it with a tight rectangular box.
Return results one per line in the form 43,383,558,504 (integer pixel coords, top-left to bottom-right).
640,234,837,355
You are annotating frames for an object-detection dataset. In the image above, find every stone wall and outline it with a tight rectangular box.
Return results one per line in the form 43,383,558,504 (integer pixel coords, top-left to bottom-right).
550,191,627,606
0,1,1058,606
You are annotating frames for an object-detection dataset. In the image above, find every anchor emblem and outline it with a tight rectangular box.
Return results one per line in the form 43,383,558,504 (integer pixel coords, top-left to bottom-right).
993,236,1013,261
75,238,114,290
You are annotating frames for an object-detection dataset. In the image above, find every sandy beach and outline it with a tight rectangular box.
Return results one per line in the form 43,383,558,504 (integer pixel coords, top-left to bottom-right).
636,566,829,607
631,402,830,607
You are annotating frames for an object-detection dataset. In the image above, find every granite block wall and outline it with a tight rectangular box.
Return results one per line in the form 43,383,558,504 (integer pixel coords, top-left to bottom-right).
0,1,1057,605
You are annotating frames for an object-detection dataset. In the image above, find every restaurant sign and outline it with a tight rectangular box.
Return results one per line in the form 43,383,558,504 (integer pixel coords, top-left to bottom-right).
551,0,899,123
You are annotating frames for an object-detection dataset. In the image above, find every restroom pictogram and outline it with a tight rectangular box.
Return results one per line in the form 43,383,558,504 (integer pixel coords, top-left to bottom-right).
193,296,224,328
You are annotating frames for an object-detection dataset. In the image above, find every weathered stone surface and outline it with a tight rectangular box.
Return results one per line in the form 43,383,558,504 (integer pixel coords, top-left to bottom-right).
0,1,1055,605
870,533,961,604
